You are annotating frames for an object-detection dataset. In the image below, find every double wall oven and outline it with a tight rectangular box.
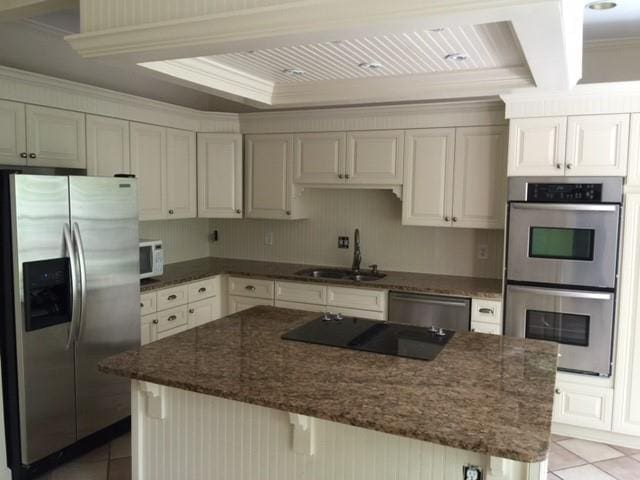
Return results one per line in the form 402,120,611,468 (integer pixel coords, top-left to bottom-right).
505,177,623,376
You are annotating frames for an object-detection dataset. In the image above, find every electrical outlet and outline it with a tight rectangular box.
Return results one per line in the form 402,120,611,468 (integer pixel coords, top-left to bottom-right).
264,231,274,246
463,465,482,480
338,236,349,249
477,244,489,260
209,230,219,243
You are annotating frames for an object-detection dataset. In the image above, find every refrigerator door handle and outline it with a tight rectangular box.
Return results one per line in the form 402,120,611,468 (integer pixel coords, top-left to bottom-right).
72,222,88,342
63,223,80,350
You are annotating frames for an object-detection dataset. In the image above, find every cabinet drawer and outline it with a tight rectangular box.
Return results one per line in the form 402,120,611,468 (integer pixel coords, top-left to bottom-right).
471,321,502,335
327,286,386,312
140,292,157,316
156,323,189,341
275,281,327,304
329,306,385,321
228,295,274,314
156,285,188,310
156,305,189,334
188,277,219,303
471,299,502,325
228,277,274,300
275,300,326,313
553,381,613,431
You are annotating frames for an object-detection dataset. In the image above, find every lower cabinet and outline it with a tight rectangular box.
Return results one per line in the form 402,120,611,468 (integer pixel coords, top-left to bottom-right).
553,374,614,431
228,295,274,314
470,298,502,335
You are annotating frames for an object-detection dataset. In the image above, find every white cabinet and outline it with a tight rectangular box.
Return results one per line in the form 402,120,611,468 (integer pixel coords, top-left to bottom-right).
565,114,629,176
346,130,404,184
627,114,640,186
403,127,506,229
508,117,566,176
470,298,502,335
452,126,507,229
275,281,327,305
228,296,274,314
554,375,613,431
228,277,274,299
0,100,26,165
293,132,345,184
165,128,196,218
245,134,305,219
188,297,220,328
25,105,86,169
326,286,387,314
86,115,130,177
612,192,640,436
402,128,454,227
131,123,196,221
197,133,243,218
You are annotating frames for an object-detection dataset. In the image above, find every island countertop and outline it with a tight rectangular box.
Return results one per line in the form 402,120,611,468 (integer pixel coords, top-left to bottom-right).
99,306,557,463
140,256,503,299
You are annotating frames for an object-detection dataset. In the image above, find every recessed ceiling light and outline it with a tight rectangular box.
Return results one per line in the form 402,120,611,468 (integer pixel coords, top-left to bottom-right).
358,62,383,70
445,53,468,62
282,68,305,76
586,1,617,10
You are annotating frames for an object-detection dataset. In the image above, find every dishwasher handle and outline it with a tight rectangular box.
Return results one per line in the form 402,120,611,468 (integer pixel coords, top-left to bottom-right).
389,293,469,308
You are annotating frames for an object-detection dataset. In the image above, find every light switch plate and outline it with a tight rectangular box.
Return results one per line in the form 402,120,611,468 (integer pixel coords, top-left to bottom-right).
338,236,349,249
265,231,273,246
477,244,489,260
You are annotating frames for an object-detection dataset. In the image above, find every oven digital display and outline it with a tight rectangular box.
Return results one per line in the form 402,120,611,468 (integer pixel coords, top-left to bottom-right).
527,183,602,202
526,310,590,347
529,227,595,261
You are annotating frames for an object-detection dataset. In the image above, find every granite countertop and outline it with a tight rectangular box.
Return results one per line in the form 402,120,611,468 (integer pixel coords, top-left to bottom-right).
141,257,503,299
100,306,557,463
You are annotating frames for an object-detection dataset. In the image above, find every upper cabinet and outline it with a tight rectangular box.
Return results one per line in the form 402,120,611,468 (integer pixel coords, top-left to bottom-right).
293,132,345,184
346,130,404,184
0,100,27,165
403,126,507,229
131,122,196,221
197,133,243,218
86,115,130,177
628,114,640,187
245,134,305,220
508,114,630,177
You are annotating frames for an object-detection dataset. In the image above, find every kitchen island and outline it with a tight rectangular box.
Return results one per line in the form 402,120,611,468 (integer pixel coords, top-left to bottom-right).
100,306,557,480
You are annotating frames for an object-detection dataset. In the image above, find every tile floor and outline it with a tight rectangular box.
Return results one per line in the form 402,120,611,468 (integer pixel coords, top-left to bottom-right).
38,432,131,480
549,435,640,480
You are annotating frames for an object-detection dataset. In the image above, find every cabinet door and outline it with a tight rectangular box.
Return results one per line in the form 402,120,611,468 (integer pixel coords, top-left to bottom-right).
166,128,196,219
346,130,404,184
245,134,293,219
451,126,507,229
86,115,130,177
197,133,243,218
130,123,166,220
613,193,640,435
507,117,566,176
0,100,26,165
554,381,613,431
228,295,273,314
188,297,221,328
140,314,156,345
402,128,455,226
26,105,86,169
293,132,345,184
627,114,640,186
566,114,630,176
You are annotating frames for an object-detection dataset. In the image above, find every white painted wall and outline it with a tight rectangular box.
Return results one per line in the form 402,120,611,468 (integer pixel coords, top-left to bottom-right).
139,218,211,264
210,189,504,278
582,41,640,84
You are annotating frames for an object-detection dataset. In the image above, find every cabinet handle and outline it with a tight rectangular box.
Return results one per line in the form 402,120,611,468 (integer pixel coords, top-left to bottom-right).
345,174,350,179
235,209,241,214
452,217,457,222
28,153,36,159
286,210,291,216
566,163,573,170
20,152,27,159
168,209,174,214
198,287,207,293
167,294,177,301
245,285,256,291
152,319,159,324
168,315,177,321
189,308,195,314
444,216,450,222
478,307,494,315
555,388,561,395
556,163,562,170
338,174,344,179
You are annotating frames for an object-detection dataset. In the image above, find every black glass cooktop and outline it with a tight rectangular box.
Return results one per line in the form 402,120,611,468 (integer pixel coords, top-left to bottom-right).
282,315,454,361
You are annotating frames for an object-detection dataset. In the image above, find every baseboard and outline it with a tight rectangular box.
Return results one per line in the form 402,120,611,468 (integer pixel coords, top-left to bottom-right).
553,423,640,448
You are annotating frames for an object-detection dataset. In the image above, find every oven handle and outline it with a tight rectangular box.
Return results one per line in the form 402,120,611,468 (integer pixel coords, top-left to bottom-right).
508,285,613,301
511,203,617,212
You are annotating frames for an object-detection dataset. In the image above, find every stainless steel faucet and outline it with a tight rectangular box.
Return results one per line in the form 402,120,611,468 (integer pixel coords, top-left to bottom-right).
352,228,362,272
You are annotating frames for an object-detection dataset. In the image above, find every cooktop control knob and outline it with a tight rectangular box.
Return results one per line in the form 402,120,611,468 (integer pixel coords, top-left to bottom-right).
436,328,446,337
335,313,344,320
428,325,438,333
322,313,332,322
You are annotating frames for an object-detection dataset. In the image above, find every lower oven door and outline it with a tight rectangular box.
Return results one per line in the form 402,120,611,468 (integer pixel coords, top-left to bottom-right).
505,284,615,376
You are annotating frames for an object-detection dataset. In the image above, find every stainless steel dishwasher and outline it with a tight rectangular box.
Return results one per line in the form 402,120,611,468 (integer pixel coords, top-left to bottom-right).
388,292,471,331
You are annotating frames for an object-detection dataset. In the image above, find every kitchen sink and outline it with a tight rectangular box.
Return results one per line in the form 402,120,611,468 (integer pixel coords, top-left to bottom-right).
295,268,386,282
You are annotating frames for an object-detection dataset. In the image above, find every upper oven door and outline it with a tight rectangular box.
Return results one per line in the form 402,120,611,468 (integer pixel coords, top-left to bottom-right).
507,203,620,288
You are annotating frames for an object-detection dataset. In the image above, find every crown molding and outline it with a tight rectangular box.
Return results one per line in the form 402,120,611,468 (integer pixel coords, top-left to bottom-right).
501,81,640,118
0,65,240,132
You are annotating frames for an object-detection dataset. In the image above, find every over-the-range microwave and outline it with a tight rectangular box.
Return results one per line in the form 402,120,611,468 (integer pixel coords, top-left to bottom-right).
139,239,164,279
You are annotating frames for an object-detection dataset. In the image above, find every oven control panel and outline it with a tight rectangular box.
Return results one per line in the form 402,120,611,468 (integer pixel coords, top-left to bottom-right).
527,183,603,203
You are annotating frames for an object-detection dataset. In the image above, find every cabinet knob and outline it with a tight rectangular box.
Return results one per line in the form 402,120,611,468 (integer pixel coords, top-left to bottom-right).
286,210,291,216
152,319,159,324
168,209,174,214
140,302,144,308
345,174,350,179
19,152,27,159
28,153,36,159
168,315,177,322
444,216,450,222
245,285,256,291
189,308,195,314
235,209,241,214
566,163,573,170
555,388,561,395
556,163,562,169
452,217,458,222
338,174,344,179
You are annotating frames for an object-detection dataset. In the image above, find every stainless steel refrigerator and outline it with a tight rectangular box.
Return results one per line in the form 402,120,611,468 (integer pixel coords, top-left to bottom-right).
0,173,139,478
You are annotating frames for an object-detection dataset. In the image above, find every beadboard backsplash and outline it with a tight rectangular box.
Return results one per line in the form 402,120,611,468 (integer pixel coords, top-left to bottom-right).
139,218,211,264
210,189,504,279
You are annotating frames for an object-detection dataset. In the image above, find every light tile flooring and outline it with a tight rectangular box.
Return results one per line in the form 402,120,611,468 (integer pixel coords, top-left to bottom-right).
38,432,131,480
549,435,640,480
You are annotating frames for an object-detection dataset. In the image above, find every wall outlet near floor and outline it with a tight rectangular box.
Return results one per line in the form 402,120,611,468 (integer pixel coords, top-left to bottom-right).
264,231,274,246
209,230,219,243
477,244,489,260
338,236,349,249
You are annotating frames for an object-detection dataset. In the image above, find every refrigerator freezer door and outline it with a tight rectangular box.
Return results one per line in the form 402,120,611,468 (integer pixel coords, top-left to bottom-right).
69,176,139,439
11,175,77,464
